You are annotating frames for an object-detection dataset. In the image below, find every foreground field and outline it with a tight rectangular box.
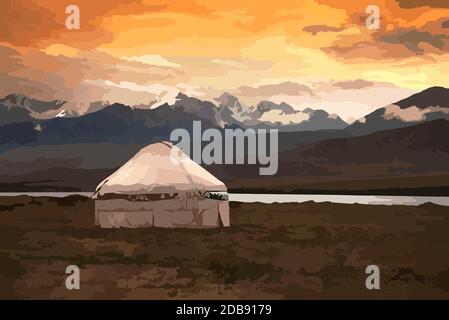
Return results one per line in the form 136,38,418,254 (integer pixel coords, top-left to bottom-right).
0,196,448,299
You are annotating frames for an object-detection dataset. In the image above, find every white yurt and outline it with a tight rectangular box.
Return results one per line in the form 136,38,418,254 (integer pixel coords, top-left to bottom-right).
92,141,229,228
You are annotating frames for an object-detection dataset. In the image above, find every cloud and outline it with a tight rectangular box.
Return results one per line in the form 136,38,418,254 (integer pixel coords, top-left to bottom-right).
379,29,449,55
0,0,447,120
103,80,179,106
395,0,449,8
259,109,310,125
123,54,181,68
333,80,374,90
302,25,344,36
323,18,449,59
0,0,209,48
101,80,205,106
383,104,449,122
176,83,205,97
0,45,23,73
235,82,314,98
0,43,187,112
210,59,247,69
312,1,449,59
42,44,80,58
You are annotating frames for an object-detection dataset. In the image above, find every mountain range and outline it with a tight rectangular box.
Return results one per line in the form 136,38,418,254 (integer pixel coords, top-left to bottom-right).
215,92,348,131
0,86,448,193
346,86,449,135
0,91,348,132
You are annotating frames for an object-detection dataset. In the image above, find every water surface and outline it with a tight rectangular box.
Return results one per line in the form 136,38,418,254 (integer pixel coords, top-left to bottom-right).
0,192,448,206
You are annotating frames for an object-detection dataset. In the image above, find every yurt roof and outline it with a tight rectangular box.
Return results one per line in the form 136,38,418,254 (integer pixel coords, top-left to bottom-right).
93,141,227,197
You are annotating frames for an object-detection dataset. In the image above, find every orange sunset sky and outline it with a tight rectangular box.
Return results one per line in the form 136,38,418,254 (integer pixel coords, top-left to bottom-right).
0,0,448,121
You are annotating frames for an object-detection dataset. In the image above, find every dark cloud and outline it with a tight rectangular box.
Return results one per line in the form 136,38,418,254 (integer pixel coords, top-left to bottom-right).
302,25,344,36
323,41,376,58
0,0,207,48
395,0,449,8
322,15,449,59
379,29,449,55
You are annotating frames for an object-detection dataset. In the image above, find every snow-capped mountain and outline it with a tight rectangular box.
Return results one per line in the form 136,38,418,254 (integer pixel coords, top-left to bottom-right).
215,92,255,126
215,93,348,131
347,86,449,135
0,93,80,123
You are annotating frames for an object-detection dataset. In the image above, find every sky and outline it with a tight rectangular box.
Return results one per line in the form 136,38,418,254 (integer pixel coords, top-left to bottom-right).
0,0,448,121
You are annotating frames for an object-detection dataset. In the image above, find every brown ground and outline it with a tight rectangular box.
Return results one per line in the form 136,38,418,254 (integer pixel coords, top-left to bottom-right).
0,196,448,299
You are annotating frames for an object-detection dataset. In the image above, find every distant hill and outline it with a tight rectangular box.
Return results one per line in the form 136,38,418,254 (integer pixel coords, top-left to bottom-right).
224,119,449,194
286,119,449,176
1,88,449,194
1,119,448,193
395,86,449,109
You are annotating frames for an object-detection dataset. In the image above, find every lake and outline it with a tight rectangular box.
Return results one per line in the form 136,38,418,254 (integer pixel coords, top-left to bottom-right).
0,192,448,206
229,193,449,206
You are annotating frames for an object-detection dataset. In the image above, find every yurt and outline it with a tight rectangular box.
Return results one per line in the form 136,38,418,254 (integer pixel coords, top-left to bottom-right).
92,141,229,228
